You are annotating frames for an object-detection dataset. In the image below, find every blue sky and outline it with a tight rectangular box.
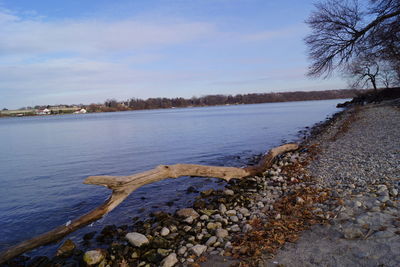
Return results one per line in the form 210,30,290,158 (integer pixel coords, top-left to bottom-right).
0,0,345,109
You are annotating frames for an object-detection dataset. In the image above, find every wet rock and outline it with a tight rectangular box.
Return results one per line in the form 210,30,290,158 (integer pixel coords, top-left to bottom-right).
161,253,178,267
83,250,105,265
193,199,206,209
190,244,207,256
223,189,234,196
186,186,198,194
201,189,214,197
151,236,170,248
143,249,163,264
27,256,50,267
83,231,96,241
161,227,170,237
125,232,149,247
56,239,76,257
176,208,199,219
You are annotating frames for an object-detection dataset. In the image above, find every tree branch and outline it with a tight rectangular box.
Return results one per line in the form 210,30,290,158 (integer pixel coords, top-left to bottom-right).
0,143,298,263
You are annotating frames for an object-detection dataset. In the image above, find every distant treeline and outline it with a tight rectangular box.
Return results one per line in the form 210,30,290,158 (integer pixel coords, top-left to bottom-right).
87,89,361,112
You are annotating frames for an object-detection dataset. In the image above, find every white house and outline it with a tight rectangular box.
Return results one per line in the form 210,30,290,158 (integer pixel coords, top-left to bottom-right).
74,108,87,114
37,108,51,115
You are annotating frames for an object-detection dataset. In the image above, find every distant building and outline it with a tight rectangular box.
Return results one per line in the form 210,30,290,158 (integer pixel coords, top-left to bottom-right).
37,108,51,115
74,108,87,114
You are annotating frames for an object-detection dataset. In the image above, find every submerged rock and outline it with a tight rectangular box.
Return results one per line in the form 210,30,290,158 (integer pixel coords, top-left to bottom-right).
56,239,76,257
83,250,105,265
176,208,199,219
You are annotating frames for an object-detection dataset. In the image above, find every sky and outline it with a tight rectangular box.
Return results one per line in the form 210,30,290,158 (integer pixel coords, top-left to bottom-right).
0,0,346,109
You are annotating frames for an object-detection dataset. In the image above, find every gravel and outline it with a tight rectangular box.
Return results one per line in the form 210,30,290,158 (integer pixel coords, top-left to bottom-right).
264,103,400,267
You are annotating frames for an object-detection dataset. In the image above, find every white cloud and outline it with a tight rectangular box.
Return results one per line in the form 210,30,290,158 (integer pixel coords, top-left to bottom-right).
0,10,216,56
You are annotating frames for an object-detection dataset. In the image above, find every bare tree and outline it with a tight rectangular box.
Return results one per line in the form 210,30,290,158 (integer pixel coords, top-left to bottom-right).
305,0,400,77
347,57,379,90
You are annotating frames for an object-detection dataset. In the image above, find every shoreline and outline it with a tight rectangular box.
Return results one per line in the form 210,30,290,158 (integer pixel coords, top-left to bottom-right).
1,105,349,267
5,100,395,267
0,98,349,119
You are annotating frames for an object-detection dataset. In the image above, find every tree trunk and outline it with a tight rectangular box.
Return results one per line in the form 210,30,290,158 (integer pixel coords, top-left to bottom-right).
0,143,298,263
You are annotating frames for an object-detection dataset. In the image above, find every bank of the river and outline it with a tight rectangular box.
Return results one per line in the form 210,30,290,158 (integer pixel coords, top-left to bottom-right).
3,99,399,267
261,99,400,266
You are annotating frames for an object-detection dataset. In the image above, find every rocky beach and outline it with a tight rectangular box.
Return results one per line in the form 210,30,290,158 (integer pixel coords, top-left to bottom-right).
3,99,400,267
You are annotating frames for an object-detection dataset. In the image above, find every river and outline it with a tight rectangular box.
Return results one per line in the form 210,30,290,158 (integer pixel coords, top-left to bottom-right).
0,99,345,256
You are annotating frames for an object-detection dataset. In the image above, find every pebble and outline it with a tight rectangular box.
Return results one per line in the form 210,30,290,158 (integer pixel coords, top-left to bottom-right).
125,232,149,247
226,210,236,216
205,236,217,246
83,250,105,265
223,189,235,196
56,239,76,257
219,204,227,214
176,208,199,219
190,244,207,256
177,246,187,255
161,227,170,237
161,253,178,267
230,216,239,223
215,228,229,238
230,225,241,232
207,222,218,230
243,224,253,233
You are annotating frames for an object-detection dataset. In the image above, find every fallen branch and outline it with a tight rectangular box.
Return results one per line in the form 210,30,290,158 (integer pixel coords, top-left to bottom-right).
0,143,298,263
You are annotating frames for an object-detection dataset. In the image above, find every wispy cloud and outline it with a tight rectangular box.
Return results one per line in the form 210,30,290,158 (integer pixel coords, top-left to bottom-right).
0,9,216,57
0,5,345,109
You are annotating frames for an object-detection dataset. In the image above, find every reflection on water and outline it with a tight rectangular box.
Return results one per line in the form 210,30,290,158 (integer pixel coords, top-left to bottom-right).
0,99,344,255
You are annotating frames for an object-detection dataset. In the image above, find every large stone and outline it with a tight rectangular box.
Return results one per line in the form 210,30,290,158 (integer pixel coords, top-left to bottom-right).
83,250,105,265
176,208,199,219
190,244,207,256
125,232,149,247
161,253,178,267
56,239,76,257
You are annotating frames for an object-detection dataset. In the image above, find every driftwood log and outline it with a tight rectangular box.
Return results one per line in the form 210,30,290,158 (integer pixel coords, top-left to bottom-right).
0,143,298,263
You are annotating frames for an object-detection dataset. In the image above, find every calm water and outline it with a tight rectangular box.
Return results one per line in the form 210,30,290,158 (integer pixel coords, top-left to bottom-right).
0,99,344,255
